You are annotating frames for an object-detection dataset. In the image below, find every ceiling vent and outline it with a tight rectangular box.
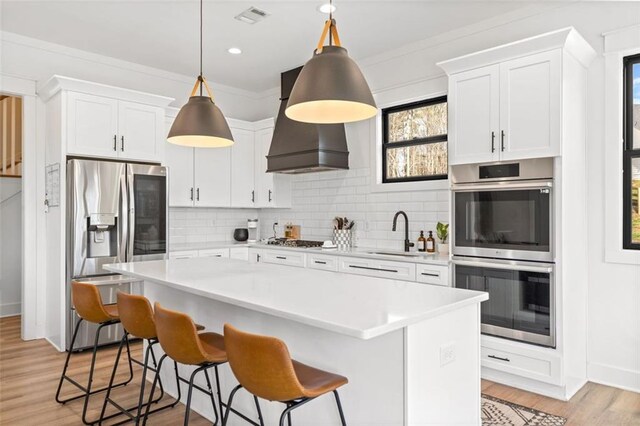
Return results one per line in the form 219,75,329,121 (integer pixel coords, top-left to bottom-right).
234,7,270,24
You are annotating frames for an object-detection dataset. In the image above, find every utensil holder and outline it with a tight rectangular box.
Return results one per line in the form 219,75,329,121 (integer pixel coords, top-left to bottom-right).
333,229,352,250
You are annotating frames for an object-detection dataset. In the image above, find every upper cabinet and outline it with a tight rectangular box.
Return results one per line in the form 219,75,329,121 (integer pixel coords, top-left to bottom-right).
438,28,595,165
40,75,173,164
165,114,291,209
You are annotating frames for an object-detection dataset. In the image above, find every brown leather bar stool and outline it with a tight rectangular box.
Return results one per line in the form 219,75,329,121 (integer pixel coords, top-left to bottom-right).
99,292,201,425
222,324,348,426
55,281,134,425
142,302,228,426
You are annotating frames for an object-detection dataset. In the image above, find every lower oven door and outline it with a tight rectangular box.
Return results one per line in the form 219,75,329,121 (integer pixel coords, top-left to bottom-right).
452,257,555,348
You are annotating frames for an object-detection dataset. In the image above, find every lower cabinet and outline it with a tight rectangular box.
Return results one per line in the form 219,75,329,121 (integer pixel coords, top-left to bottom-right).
415,264,449,286
229,247,250,261
199,249,230,258
306,253,339,272
338,256,417,281
260,250,306,268
169,250,199,259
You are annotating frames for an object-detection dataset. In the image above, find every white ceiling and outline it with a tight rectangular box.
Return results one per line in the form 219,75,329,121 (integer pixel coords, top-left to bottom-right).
1,1,541,92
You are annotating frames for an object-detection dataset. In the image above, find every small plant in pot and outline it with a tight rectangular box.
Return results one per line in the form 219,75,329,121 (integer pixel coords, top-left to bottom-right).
436,222,449,254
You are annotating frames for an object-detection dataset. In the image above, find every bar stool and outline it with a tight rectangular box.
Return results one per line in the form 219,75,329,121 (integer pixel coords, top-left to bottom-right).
99,292,199,425
55,281,134,425
141,302,228,426
222,324,348,426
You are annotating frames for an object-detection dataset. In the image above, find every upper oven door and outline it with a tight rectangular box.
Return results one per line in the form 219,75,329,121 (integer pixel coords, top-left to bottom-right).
452,180,553,262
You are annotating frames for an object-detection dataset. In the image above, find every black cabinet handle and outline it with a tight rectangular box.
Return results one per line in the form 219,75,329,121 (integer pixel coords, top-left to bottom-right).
196,188,200,201
488,354,510,362
276,256,287,260
349,265,398,273
491,131,495,153
268,190,272,203
421,272,440,277
113,135,117,151
314,260,327,265
256,254,261,262
190,188,194,201
501,130,505,152
251,190,255,203
121,136,125,151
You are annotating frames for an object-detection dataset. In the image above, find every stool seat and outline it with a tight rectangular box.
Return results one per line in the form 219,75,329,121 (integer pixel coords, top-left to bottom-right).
292,360,348,399
199,332,227,364
103,304,119,320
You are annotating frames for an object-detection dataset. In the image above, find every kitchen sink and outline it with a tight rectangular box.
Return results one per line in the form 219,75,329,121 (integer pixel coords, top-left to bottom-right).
367,251,421,258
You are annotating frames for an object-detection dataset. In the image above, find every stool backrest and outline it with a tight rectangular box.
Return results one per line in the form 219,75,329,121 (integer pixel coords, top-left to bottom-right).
117,292,156,340
223,324,305,402
153,303,209,365
71,281,114,324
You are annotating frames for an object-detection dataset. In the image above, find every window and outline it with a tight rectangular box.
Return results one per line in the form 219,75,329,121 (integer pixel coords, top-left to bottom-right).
623,54,640,249
382,96,447,183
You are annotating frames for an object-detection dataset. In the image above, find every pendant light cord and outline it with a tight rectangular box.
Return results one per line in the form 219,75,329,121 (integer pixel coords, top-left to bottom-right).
329,0,333,45
199,0,203,96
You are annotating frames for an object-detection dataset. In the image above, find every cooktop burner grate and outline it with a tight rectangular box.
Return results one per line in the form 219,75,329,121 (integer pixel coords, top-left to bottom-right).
267,239,324,248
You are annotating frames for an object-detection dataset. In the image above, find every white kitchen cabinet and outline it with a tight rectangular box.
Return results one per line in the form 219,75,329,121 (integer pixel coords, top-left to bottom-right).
194,146,231,207
254,125,292,208
230,247,250,261
230,126,256,208
415,264,449,286
338,256,416,282
499,50,561,161
66,92,164,162
66,92,119,158
117,100,164,162
448,65,500,165
261,250,306,268
199,248,230,258
306,253,339,272
441,45,563,165
165,131,195,207
170,250,199,259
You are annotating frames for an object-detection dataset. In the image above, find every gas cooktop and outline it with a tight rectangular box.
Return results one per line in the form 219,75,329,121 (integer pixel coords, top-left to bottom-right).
266,239,324,248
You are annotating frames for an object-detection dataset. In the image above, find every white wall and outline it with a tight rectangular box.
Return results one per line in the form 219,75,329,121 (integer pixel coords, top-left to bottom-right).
0,177,22,317
258,2,640,392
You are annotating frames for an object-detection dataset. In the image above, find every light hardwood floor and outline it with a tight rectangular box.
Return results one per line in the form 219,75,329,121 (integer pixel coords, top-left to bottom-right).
1,315,639,425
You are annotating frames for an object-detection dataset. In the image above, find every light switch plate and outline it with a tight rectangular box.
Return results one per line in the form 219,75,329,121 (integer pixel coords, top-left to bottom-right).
440,342,456,366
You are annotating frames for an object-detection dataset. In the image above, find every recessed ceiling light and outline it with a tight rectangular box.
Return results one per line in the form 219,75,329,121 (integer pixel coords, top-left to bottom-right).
227,47,242,55
317,3,336,14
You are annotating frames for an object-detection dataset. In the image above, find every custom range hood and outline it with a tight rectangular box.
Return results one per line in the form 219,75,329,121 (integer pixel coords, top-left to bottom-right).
267,67,348,174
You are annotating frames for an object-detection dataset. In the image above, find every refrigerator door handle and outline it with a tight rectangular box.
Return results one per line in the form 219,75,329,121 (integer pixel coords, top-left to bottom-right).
118,169,129,263
127,166,136,262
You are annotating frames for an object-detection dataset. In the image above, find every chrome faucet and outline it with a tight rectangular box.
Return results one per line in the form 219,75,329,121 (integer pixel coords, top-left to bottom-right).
392,211,414,252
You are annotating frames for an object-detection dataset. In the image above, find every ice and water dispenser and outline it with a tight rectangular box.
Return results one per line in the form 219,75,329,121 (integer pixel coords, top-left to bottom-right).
87,213,117,258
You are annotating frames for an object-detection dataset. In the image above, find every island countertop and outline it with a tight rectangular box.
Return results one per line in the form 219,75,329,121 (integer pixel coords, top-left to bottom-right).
106,257,487,340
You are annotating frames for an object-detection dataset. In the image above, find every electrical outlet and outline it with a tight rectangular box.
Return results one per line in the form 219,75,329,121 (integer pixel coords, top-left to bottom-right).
440,342,456,367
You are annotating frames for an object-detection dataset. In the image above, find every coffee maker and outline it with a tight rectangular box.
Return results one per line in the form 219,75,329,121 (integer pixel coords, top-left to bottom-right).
247,219,259,243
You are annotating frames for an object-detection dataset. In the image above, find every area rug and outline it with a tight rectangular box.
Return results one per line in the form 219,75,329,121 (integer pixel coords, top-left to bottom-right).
482,394,567,426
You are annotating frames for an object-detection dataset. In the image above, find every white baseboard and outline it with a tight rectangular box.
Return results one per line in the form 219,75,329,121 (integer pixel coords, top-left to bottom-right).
588,362,640,394
0,302,21,318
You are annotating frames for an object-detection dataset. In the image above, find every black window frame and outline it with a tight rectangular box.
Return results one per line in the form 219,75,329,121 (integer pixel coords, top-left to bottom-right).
381,95,448,184
623,54,640,250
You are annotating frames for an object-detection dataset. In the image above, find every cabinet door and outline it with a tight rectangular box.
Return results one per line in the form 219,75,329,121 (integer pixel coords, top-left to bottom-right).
165,118,195,207
448,65,500,165
499,50,561,161
66,92,119,158
118,101,163,162
198,248,230,258
255,127,292,208
230,127,255,207
194,146,231,207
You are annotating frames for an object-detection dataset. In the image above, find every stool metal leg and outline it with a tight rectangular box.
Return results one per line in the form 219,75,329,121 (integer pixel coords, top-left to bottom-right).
254,396,264,426
222,384,243,426
55,318,83,404
203,368,220,425
333,390,347,426
183,366,200,426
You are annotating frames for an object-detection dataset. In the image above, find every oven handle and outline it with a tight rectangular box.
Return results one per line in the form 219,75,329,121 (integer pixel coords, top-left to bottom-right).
451,258,553,274
451,180,553,192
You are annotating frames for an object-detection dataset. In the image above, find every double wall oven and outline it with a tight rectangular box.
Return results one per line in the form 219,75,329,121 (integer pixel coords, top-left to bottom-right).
451,159,556,347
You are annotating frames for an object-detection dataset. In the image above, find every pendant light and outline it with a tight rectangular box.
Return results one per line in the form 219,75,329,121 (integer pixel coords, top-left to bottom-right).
168,0,234,148
285,0,377,124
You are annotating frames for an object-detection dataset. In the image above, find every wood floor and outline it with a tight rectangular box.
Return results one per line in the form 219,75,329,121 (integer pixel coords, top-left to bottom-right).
1,315,639,425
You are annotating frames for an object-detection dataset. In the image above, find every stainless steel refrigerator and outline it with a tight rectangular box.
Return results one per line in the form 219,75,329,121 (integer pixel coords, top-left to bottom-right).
66,159,168,351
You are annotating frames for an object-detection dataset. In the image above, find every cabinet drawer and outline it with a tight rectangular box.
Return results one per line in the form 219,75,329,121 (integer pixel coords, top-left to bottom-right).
229,247,249,261
481,343,561,384
198,248,230,258
169,250,198,259
338,257,416,281
415,264,449,286
261,250,306,268
306,254,339,272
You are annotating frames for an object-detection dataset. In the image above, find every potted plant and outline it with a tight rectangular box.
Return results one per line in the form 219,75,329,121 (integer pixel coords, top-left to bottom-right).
436,222,449,254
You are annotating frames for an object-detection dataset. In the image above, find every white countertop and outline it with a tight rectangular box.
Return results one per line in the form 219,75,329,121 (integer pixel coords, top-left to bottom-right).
171,242,450,266
106,257,486,340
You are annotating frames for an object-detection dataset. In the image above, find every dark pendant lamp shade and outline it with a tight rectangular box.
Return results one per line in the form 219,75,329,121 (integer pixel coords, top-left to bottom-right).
285,14,377,124
168,95,234,148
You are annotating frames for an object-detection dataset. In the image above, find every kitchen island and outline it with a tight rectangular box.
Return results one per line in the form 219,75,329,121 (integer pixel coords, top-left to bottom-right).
106,257,488,425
